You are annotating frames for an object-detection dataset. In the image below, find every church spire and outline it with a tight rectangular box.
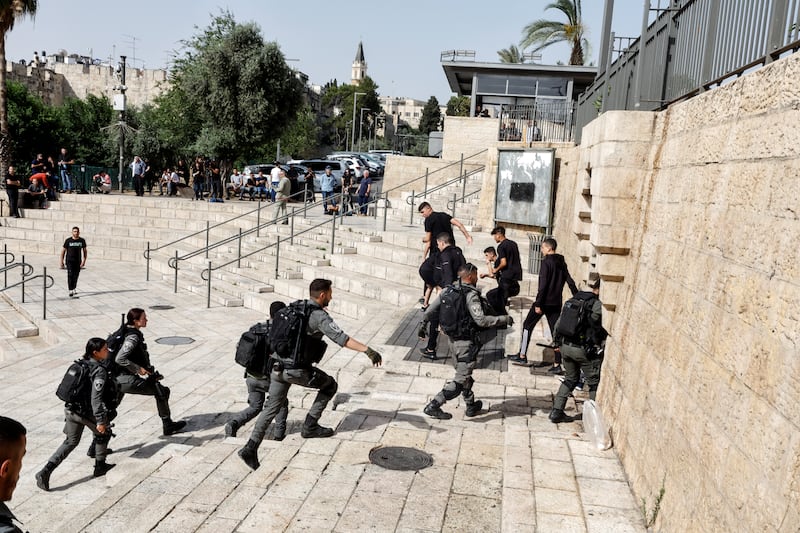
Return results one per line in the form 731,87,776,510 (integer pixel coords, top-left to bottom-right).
351,41,367,85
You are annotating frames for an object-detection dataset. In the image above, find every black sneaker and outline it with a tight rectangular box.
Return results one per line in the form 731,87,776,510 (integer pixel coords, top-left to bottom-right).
424,402,452,420
547,365,564,375
419,348,437,360
465,400,483,417
224,421,238,438
301,423,334,439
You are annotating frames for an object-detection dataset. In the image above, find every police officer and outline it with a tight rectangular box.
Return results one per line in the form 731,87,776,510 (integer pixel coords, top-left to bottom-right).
115,308,187,435
421,263,513,419
225,301,290,440
35,338,118,491
238,278,383,470
549,278,607,423
0,416,27,533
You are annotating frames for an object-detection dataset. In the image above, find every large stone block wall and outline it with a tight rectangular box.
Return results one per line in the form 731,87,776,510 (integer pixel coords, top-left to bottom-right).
566,53,800,532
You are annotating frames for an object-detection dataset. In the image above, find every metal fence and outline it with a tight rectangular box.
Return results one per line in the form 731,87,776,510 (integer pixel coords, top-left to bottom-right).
576,0,800,142
498,101,576,144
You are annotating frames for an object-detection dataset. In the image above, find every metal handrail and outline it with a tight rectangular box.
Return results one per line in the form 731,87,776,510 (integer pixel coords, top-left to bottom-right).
446,187,482,211
0,262,34,278
387,149,487,197
405,166,485,205
0,262,55,319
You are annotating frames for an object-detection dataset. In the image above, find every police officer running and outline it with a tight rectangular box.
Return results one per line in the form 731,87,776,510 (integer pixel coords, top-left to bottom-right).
114,308,187,436
549,278,608,423
36,338,118,491
238,278,382,470
421,263,513,419
225,301,290,440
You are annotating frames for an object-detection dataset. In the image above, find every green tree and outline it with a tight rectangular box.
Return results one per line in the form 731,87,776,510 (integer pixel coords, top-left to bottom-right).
56,94,115,165
6,81,60,168
320,76,380,150
260,104,320,160
520,0,588,65
418,96,441,135
497,44,525,64
168,10,303,175
0,0,38,173
445,95,470,117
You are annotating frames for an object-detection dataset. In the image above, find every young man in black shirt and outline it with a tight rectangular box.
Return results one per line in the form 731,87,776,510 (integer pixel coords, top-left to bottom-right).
487,226,522,315
4,166,21,218
60,226,87,298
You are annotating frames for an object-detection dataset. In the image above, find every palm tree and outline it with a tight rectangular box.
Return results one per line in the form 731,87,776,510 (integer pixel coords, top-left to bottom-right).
497,44,525,64
520,0,588,65
0,0,38,173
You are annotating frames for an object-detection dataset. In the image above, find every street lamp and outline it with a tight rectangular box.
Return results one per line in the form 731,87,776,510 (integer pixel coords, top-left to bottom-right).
358,107,370,152
351,92,366,152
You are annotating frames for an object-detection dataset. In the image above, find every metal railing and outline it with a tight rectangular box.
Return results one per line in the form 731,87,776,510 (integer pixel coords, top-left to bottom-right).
497,101,577,143
146,148,489,306
0,251,55,319
576,0,800,143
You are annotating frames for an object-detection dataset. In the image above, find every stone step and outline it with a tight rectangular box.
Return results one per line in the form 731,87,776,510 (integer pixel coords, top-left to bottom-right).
0,295,39,338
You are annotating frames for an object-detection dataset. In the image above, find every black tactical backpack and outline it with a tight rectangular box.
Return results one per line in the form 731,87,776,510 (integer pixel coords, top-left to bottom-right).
554,291,602,344
104,313,128,376
55,360,92,414
235,321,273,375
270,300,312,367
438,283,475,341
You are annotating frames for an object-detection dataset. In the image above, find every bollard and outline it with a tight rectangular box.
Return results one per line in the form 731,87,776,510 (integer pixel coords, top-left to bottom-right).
409,190,415,225
205,221,210,259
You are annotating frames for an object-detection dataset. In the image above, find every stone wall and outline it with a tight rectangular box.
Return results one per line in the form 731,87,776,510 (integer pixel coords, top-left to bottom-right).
561,53,800,532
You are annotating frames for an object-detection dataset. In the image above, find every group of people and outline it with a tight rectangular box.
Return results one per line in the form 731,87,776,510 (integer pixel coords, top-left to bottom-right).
414,202,607,421
2,149,77,218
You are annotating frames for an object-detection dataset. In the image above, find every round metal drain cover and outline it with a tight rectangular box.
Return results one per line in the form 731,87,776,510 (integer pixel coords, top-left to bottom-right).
368,446,433,471
155,336,195,345
150,304,175,310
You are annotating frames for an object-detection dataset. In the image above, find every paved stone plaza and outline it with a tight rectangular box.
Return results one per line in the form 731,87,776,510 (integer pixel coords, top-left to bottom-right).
0,208,645,532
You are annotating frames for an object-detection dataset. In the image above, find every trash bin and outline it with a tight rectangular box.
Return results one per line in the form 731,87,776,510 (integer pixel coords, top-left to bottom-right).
528,233,553,275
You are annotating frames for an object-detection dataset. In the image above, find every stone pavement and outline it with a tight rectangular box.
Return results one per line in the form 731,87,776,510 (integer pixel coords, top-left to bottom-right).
0,238,645,532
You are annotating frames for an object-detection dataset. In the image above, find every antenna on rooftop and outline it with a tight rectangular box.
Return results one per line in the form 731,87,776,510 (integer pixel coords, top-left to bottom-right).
122,34,139,68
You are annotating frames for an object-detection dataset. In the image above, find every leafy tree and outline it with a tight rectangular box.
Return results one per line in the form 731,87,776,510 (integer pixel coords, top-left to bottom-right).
446,95,470,117
520,0,589,65
6,81,60,168
168,10,303,175
0,0,38,174
320,75,380,150
260,104,320,161
418,96,441,135
497,44,525,64
56,94,115,165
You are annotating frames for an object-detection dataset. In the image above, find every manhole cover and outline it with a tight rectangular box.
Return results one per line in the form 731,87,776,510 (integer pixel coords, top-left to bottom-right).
155,336,195,345
368,446,433,471
150,305,175,310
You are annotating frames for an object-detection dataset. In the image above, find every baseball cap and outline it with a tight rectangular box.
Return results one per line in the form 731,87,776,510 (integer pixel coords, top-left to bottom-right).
325,165,332,170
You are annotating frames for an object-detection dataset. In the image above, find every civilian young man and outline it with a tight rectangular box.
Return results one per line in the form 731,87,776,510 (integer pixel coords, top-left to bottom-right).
60,227,88,298
4,167,21,218
487,226,522,315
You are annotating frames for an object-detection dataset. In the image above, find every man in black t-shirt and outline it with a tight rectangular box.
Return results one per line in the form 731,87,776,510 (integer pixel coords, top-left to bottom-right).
487,226,522,315
4,166,21,218
60,226,87,298
417,202,473,309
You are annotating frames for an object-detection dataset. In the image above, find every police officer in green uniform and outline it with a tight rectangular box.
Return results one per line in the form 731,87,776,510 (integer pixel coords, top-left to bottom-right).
35,338,117,491
421,263,513,419
549,278,607,423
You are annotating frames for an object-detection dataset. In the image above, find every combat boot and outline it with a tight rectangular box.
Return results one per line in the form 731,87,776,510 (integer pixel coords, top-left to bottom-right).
465,400,483,417
549,409,567,423
272,423,286,442
162,419,187,436
93,460,116,477
86,439,114,458
301,415,334,438
35,462,56,491
424,400,452,420
224,420,239,438
238,441,260,470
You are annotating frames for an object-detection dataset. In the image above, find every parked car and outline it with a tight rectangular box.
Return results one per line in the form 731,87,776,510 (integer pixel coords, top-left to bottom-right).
242,163,309,201
325,155,365,178
296,159,345,192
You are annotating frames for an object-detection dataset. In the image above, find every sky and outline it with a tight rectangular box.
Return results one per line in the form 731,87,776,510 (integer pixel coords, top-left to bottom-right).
6,1,645,104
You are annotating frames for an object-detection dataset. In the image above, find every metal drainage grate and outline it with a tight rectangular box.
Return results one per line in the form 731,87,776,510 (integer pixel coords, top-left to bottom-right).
150,305,175,310
368,446,434,471
155,336,195,345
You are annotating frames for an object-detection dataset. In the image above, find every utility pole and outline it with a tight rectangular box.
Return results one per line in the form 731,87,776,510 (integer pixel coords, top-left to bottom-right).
351,92,366,152
114,56,127,193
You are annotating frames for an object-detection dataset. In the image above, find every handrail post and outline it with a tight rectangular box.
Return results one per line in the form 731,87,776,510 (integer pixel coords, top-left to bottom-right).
205,221,210,259
207,261,212,309
290,207,295,245
237,228,242,268
304,182,308,205
382,192,388,231
451,193,457,218
256,199,261,238
461,169,467,200
423,168,429,198
330,209,337,253
275,237,281,279
146,241,150,282
3,244,8,288
459,153,464,182
20,254,25,303
409,190,415,225
43,266,47,320
173,250,179,294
